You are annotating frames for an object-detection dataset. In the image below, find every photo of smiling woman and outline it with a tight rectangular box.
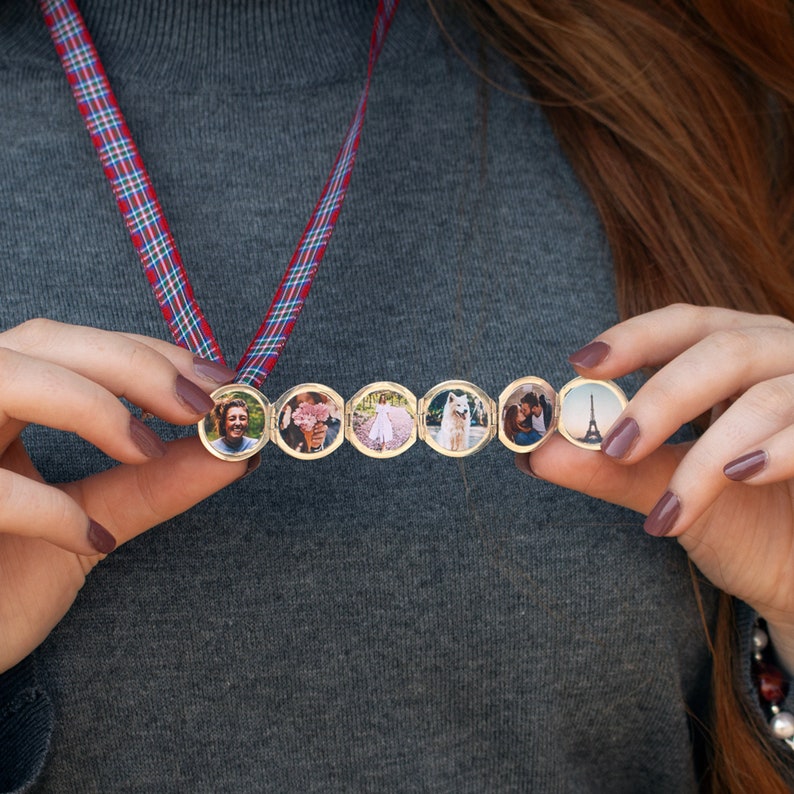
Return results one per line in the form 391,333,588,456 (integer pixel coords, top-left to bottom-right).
210,397,258,455
207,395,261,455
198,385,269,461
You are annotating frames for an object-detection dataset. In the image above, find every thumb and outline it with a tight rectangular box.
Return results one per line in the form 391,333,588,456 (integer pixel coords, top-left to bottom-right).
61,436,255,547
517,433,686,517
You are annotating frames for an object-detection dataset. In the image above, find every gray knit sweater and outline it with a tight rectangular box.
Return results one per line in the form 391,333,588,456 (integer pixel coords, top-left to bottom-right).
0,0,756,790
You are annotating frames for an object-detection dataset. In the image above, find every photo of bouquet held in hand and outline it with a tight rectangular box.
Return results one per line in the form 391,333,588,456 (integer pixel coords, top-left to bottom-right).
279,391,341,453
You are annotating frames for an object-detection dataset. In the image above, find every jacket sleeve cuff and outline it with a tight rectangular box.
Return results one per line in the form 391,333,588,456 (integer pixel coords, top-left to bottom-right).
0,655,53,794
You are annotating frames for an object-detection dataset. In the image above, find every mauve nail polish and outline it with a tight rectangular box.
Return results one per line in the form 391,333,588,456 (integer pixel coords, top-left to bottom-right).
601,417,639,459
88,519,117,554
568,340,610,369
242,453,262,479
644,491,680,537
129,416,167,458
175,375,215,414
193,356,237,385
724,450,768,481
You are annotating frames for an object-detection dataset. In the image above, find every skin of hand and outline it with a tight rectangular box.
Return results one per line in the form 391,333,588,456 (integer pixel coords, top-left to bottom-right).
516,304,794,672
310,423,328,449
0,319,254,673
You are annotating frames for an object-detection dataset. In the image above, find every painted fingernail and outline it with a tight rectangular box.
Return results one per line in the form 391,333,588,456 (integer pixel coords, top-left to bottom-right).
514,453,543,479
644,491,680,537
129,416,167,458
242,452,261,479
175,374,215,414
568,340,610,369
724,450,768,481
193,356,237,385
88,519,116,554
601,417,639,459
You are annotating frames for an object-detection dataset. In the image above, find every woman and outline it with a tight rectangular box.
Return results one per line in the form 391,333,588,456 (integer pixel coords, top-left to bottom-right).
0,0,792,790
209,397,258,456
502,402,537,447
367,393,394,451
455,2,794,787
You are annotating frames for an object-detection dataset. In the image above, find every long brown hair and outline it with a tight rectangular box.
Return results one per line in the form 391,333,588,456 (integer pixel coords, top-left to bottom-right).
444,0,794,789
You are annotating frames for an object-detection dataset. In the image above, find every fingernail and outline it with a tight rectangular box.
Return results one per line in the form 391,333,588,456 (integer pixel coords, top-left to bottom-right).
242,453,261,479
568,340,610,369
724,450,768,481
644,491,680,537
88,519,116,554
514,453,543,479
175,374,215,414
601,417,639,459
129,416,167,458
193,356,237,385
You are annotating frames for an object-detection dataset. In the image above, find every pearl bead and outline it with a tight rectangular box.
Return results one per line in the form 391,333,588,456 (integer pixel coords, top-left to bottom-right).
770,711,794,739
753,627,769,653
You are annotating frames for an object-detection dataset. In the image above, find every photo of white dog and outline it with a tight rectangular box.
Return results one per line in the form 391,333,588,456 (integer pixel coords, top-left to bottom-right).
435,391,471,451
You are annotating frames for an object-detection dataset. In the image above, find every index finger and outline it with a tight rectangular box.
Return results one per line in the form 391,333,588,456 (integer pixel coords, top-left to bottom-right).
2,320,235,423
596,323,794,463
567,304,793,378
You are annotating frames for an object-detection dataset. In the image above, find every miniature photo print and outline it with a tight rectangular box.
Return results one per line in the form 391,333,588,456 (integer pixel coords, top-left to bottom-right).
349,386,416,457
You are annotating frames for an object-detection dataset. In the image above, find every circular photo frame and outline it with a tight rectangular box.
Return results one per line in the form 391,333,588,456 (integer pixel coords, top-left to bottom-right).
419,380,495,457
198,383,270,462
497,376,557,453
346,381,418,459
557,377,628,451
272,383,345,460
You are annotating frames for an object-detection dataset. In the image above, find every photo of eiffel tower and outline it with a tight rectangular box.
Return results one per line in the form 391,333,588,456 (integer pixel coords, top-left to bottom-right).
581,393,602,444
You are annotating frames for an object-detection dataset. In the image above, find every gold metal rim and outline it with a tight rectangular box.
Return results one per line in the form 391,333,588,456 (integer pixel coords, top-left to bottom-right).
271,382,346,461
197,383,271,462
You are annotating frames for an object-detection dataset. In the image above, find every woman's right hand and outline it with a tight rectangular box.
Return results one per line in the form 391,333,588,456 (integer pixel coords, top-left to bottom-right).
0,319,251,672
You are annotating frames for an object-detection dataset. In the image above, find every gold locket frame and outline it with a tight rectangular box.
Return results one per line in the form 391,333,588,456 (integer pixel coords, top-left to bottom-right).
198,383,271,462
197,377,628,460
497,376,628,453
418,380,496,458
271,383,346,460
345,381,418,459
556,377,628,450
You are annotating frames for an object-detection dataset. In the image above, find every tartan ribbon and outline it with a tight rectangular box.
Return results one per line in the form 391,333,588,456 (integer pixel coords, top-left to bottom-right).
41,0,400,387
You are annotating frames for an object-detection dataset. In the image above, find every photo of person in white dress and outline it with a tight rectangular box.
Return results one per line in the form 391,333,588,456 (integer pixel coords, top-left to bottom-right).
368,394,394,452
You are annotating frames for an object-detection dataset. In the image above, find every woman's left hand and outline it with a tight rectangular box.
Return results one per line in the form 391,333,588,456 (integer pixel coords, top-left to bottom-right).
517,304,794,667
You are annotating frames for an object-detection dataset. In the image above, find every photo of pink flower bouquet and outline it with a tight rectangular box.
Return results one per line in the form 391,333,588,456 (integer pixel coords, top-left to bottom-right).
275,387,344,458
291,401,330,431
290,400,331,451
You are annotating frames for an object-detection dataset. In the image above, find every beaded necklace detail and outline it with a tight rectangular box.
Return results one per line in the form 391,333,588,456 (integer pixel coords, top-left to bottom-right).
752,620,794,750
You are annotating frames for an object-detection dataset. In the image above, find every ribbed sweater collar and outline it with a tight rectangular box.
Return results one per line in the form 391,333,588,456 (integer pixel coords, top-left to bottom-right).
3,0,439,89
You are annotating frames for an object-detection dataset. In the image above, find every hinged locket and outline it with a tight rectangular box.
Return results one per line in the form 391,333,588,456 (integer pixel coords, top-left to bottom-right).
198,376,628,461
199,383,272,462
497,376,628,453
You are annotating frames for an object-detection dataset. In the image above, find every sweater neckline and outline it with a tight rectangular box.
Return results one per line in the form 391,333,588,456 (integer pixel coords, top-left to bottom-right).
5,0,443,89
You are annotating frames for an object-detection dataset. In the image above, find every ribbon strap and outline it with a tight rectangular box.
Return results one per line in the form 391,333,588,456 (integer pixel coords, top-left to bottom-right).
41,0,400,387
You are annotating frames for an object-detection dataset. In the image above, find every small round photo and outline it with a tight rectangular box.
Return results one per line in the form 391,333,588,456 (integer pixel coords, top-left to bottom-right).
198,383,270,462
421,380,494,457
557,377,628,451
347,382,417,459
497,377,557,453
273,383,345,460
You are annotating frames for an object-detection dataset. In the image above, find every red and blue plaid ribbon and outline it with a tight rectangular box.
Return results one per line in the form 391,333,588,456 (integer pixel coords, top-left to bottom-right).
41,0,400,388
